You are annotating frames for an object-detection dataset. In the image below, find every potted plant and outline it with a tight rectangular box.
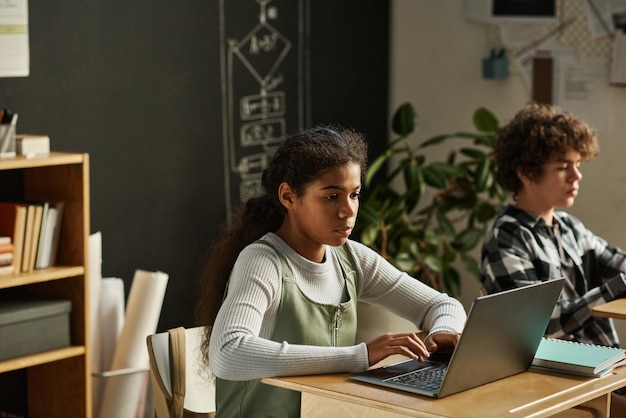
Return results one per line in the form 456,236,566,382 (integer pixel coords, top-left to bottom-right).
355,103,506,299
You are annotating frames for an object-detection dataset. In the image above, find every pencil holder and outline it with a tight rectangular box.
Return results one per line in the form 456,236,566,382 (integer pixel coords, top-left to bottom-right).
0,123,16,158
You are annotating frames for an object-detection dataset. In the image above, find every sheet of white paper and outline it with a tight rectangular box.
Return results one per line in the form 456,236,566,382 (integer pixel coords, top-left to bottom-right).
88,232,103,417
0,0,29,77
89,232,103,371
554,55,608,130
98,278,126,372
92,277,125,417
98,270,168,418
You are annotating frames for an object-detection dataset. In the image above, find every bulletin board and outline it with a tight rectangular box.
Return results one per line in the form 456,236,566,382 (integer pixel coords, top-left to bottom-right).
487,0,614,62
481,0,626,128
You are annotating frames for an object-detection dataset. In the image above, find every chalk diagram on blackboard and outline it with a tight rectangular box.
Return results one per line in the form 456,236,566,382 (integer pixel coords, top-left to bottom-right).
219,0,310,216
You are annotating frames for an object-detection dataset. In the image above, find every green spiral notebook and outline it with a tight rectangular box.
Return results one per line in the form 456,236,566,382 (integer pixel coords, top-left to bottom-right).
532,337,626,377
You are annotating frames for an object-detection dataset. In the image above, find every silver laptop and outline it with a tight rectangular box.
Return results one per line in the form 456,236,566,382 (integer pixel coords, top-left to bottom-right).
350,278,565,398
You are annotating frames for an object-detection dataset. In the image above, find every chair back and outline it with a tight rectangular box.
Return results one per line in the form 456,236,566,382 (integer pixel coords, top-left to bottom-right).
146,326,215,418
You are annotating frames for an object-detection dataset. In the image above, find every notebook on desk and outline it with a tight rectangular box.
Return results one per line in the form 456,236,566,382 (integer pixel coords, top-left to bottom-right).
350,278,565,398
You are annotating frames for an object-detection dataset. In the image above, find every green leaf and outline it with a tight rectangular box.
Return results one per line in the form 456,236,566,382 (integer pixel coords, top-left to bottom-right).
422,166,448,189
364,148,393,187
453,132,483,139
473,107,499,132
446,150,457,165
423,255,443,273
420,134,454,148
396,252,416,272
404,183,425,214
441,242,456,264
459,147,487,159
359,225,379,247
357,203,380,226
475,201,497,222
491,182,507,202
428,162,466,178
451,228,484,252
392,103,417,136
402,160,425,209
385,201,408,225
436,212,455,236
473,134,496,148
442,268,461,296
474,158,490,192
402,158,422,188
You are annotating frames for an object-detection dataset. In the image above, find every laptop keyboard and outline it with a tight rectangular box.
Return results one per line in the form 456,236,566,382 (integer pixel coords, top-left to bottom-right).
384,364,448,391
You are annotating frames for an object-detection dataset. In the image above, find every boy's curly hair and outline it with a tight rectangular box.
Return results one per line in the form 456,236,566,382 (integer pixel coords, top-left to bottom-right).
495,102,599,195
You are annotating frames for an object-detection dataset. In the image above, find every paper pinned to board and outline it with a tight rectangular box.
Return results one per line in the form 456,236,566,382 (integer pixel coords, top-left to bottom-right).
0,0,29,77
554,55,608,130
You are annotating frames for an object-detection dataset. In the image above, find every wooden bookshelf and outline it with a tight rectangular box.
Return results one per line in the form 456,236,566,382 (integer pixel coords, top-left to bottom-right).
0,152,90,417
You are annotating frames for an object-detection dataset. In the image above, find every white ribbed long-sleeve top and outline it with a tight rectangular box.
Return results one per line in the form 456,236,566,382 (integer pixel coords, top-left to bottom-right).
209,233,466,381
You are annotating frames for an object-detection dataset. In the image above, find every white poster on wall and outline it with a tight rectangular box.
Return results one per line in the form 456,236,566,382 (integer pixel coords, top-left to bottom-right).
554,55,608,131
0,0,28,77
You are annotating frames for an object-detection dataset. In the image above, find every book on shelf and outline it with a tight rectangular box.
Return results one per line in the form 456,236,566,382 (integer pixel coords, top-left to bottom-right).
532,337,626,377
1,199,63,273
0,251,12,266
26,203,44,273
48,201,64,267
0,242,13,254
34,202,50,269
21,204,35,272
0,236,10,245
35,202,62,269
0,202,27,273
0,264,14,276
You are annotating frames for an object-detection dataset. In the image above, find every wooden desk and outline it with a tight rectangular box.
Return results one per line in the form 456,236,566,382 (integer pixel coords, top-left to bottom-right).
262,359,626,417
593,299,626,320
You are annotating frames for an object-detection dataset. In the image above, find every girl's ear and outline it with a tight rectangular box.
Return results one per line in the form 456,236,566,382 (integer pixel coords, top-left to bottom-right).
277,182,295,209
516,168,531,185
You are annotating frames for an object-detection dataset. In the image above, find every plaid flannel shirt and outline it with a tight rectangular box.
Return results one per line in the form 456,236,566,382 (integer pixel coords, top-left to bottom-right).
480,205,626,347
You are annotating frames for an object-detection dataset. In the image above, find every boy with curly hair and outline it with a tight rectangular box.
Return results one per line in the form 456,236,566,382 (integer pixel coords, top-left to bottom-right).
480,102,626,348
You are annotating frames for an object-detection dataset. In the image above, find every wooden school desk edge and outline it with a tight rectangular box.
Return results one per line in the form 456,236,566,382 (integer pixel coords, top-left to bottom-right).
592,298,626,320
261,355,626,418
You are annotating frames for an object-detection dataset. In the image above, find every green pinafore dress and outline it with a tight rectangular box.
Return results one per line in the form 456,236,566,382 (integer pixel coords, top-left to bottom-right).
215,241,359,417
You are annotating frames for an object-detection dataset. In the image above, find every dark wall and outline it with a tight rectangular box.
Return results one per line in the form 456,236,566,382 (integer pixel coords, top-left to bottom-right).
0,0,389,332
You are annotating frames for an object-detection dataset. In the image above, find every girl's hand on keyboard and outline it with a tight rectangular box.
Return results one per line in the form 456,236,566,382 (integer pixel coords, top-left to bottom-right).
366,332,430,366
424,331,461,354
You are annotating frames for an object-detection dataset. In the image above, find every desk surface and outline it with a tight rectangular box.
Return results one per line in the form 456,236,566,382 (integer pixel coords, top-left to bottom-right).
592,298,626,320
262,358,626,418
